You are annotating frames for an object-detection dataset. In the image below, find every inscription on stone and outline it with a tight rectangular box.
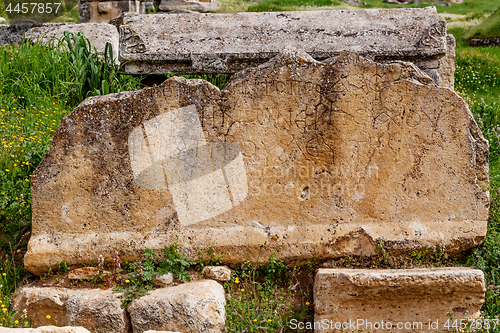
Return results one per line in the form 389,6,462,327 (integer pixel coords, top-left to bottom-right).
25,50,489,274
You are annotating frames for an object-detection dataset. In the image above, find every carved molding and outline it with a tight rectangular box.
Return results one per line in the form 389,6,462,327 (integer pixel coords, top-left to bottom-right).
120,26,146,53
417,21,446,48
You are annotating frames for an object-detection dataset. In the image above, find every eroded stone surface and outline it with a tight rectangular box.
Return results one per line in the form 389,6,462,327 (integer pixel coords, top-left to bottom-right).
129,280,226,333
25,49,489,274
118,7,447,74
437,34,456,90
202,266,231,282
26,23,119,62
313,268,486,333
11,288,128,333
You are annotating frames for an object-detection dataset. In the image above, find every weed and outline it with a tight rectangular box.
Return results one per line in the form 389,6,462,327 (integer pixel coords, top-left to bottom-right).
113,245,195,308
225,253,313,333
56,259,70,274
198,245,223,273
158,242,195,282
410,244,449,265
113,280,151,309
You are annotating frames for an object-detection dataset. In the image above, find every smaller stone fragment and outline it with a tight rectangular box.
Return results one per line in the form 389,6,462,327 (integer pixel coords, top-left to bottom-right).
158,0,219,12
11,287,128,333
202,266,231,282
152,272,174,287
144,331,182,333
129,280,226,333
68,267,112,280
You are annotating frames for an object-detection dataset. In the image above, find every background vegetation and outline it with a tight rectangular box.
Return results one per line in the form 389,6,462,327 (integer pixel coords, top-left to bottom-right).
0,0,498,330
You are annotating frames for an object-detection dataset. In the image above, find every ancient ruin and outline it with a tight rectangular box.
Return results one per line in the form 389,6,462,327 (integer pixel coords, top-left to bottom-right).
12,7,491,332
314,268,486,332
24,48,488,274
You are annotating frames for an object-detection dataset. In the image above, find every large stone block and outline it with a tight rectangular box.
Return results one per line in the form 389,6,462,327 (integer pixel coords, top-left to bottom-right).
25,49,488,274
11,288,129,333
26,23,119,62
118,7,447,74
128,280,226,333
313,268,486,333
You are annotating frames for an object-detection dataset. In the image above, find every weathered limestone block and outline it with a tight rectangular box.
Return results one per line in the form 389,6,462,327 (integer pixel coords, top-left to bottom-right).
202,266,231,281
26,23,119,62
11,288,129,333
313,268,486,333
158,0,219,13
0,22,42,45
128,280,226,333
0,327,90,333
118,7,447,74
79,0,154,23
437,34,456,90
25,49,489,274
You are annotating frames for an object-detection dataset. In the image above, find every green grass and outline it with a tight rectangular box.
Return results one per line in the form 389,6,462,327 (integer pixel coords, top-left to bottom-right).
247,0,340,12
347,0,500,15
244,0,500,15
465,7,500,39
0,32,142,260
0,34,143,327
448,21,500,323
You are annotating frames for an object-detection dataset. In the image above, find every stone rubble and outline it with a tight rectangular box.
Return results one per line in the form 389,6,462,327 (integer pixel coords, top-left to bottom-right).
202,266,232,282
129,280,226,333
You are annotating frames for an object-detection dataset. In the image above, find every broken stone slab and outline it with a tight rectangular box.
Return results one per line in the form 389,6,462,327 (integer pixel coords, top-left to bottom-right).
79,0,154,23
202,266,231,281
0,22,43,45
437,34,456,90
25,49,489,274
25,23,119,62
467,37,500,47
159,0,219,12
129,280,226,333
313,268,486,333
11,287,129,333
0,327,90,333
118,7,447,74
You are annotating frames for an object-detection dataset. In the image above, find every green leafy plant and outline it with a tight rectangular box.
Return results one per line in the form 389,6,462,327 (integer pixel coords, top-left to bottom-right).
158,242,195,282
113,280,151,309
56,259,70,274
225,253,313,333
